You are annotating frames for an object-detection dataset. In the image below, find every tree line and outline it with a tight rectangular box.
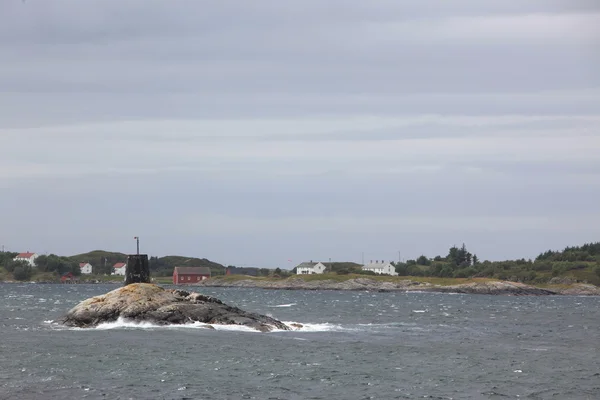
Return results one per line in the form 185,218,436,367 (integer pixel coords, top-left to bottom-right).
392,242,600,285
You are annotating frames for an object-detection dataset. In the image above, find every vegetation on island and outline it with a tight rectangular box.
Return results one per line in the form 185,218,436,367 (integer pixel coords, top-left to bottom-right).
389,242,600,286
288,243,600,286
0,242,599,286
0,250,227,282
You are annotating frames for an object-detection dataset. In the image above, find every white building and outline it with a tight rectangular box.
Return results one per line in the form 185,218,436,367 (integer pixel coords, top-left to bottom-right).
362,260,398,276
112,262,127,276
13,252,39,267
296,261,327,274
79,262,93,275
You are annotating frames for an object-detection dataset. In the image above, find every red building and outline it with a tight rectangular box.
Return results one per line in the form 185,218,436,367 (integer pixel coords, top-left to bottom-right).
173,267,211,284
60,272,79,284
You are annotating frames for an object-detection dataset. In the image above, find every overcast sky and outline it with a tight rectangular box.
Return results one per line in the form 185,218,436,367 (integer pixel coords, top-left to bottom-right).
1,0,599,268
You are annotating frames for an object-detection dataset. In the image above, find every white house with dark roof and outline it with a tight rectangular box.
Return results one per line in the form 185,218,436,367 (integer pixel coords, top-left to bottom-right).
112,262,127,276
79,262,93,275
296,261,327,274
362,260,398,276
13,252,39,267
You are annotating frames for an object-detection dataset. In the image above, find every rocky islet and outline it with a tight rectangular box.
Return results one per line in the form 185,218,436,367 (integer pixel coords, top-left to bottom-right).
60,283,291,332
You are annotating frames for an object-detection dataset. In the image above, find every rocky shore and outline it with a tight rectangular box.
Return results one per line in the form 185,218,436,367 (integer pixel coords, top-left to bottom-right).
194,277,600,296
60,283,291,332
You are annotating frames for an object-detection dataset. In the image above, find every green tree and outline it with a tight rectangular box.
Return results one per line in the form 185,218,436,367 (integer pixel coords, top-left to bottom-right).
416,255,431,266
0,252,18,267
4,259,29,273
448,244,473,267
395,263,408,276
406,265,423,276
13,264,33,281
36,254,80,275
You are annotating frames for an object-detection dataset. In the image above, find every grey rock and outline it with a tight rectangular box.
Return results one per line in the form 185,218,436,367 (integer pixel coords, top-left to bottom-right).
60,283,290,332
195,277,565,295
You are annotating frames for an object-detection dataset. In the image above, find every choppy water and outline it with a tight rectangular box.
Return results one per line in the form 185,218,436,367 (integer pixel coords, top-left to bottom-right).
1,284,599,400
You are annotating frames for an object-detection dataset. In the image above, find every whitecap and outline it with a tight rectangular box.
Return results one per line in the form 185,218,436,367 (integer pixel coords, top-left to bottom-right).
268,303,297,308
280,321,342,332
209,324,261,333
76,317,271,333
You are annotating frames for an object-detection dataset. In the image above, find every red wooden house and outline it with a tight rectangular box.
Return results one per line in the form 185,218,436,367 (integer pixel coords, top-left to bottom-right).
173,267,211,284
60,272,79,284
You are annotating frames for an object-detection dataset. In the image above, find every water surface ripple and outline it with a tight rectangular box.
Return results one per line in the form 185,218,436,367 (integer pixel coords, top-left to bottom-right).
1,283,598,399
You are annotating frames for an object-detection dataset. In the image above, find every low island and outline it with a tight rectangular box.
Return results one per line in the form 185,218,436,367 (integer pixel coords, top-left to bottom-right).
189,275,600,296
61,283,292,332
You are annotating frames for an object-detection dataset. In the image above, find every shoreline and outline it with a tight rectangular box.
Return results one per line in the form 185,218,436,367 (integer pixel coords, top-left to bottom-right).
192,277,600,296
2,277,599,296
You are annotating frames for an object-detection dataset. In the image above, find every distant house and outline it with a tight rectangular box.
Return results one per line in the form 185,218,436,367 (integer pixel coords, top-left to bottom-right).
13,252,39,267
112,262,127,276
60,272,79,284
362,260,398,276
79,262,93,275
173,267,211,284
296,261,326,275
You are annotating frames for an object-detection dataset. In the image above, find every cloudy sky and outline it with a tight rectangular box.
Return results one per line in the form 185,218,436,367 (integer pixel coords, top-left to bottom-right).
1,0,599,268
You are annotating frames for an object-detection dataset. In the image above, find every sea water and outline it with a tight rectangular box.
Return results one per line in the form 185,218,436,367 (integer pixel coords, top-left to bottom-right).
0,283,599,399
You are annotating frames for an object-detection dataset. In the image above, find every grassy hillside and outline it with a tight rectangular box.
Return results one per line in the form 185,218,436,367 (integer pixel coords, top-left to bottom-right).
68,250,226,276
322,262,364,273
151,255,225,276
69,250,127,263
68,250,128,275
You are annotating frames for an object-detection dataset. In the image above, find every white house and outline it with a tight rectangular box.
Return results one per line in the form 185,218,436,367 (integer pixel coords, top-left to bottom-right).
362,260,398,276
296,261,327,274
112,262,127,276
79,262,93,275
13,252,39,267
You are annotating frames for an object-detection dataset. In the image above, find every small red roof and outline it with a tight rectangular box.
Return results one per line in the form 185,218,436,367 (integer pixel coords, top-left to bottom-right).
60,272,76,281
113,262,126,269
17,252,36,258
79,262,90,267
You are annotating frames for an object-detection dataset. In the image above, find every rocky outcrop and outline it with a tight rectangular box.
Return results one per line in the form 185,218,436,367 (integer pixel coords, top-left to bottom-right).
428,281,557,296
60,283,290,332
554,283,600,296
197,277,434,291
196,277,571,295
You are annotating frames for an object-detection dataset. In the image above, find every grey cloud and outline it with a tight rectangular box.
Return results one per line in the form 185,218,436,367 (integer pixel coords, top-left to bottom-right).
1,2,598,98
0,0,599,266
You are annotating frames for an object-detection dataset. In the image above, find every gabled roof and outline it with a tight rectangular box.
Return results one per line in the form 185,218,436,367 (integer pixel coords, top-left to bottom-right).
362,261,393,270
296,262,323,269
79,262,91,267
16,252,36,258
174,266,211,275
113,262,127,269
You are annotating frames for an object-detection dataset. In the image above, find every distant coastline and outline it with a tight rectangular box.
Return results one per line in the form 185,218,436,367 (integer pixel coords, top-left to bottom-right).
3,275,596,296
192,276,600,296
2,242,599,294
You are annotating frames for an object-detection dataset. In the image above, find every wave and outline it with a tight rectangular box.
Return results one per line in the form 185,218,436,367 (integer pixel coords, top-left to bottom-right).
91,318,228,331
268,303,297,308
47,317,403,334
